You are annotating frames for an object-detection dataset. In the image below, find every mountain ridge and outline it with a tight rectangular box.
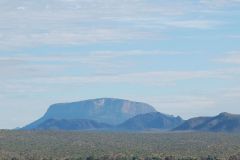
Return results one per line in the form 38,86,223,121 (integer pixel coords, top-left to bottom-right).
173,112,240,132
35,118,112,131
117,112,183,131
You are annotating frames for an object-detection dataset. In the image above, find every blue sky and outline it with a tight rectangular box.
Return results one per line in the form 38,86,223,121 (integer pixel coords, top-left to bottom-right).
0,0,240,129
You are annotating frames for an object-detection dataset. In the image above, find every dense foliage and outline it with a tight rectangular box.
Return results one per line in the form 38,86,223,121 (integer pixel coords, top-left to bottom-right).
0,130,240,160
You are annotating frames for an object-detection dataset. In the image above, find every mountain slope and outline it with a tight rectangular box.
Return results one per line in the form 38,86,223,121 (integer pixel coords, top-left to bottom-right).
174,112,240,132
23,98,156,130
117,112,183,131
35,119,112,131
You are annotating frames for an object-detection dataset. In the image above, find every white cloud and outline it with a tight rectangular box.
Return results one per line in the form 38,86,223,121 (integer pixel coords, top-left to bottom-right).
200,0,240,8
0,50,183,62
164,20,219,29
220,87,240,98
0,0,240,129
216,52,240,64
227,35,240,39
0,29,154,50
122,95,217,119
142,95,216,109
0,50,185,78
0,0,229,50
16,69,239,87
1,52,240,90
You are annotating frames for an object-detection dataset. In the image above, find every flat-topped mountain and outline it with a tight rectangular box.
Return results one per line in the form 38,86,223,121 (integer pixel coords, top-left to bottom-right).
117,112,183,131
173,112,240,132
23,98,156,130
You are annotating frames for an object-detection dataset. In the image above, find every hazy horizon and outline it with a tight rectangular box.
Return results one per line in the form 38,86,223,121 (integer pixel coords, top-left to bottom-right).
1,0,240,129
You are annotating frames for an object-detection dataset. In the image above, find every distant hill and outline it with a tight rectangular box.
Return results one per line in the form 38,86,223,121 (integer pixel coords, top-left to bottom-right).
22,98,156,130
173,112,240,132
117,112,183,131
35,119,112,131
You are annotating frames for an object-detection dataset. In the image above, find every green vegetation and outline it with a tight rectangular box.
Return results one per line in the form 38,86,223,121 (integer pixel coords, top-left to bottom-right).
0,130,240,160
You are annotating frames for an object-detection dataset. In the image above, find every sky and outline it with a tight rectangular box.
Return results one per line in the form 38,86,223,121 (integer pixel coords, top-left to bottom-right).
0,0,240,129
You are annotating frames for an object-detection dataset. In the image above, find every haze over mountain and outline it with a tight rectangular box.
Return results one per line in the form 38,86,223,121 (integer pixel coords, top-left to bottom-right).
35,119,112,131
23,98,156,130
1,0,240,130
22,98,240,133
32,112,183,131
173,112,240,132
117,112,183,131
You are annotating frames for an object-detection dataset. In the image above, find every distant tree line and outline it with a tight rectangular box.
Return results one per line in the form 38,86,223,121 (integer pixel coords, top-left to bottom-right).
9,153,240,160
